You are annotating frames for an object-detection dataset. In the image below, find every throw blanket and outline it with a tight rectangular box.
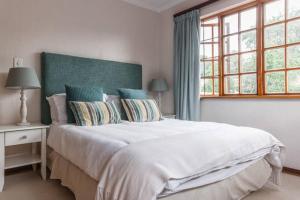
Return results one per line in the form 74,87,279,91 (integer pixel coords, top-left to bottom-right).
47,120,284,200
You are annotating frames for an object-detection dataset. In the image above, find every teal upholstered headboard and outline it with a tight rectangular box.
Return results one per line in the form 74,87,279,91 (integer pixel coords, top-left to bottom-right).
41,52,142,125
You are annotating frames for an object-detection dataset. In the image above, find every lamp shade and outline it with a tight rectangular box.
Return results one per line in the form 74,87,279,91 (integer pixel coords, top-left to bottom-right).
5,67,41,89
149,79,169,92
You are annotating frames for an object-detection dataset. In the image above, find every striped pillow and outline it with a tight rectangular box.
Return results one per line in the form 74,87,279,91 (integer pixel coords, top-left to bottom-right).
121,99,162,122
69,101,121,126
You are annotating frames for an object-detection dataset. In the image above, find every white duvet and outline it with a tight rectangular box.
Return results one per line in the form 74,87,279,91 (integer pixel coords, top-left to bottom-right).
47,119,284,200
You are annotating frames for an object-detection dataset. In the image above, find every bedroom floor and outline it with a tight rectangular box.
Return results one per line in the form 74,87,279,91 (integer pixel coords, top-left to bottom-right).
0,170,299,200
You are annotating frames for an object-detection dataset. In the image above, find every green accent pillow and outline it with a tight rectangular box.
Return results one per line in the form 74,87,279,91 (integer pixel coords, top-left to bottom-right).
118,88,148,99
65,85,103,123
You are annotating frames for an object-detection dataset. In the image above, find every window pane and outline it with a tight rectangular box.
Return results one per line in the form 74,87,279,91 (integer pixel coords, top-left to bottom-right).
264,23,285,48
200,62,205,77
214,78,219,95
202,44,212,59
240,74,257,94
200,43,204,59
224,34,239,55
264,0,285,25
241,52,257,73
287,19,300,44
265,71,285,93
241,30,256,52
200,79,205,95
204,62,213,77
213,43,219,57
201,17,219,97
287,45,300,68
265,48,285,70
240,8,257,31
224,75,239,94
223,14,238,35
203,26,213,41
204,79,213,95
213,26,219,39
288,70,300,93
214,61,219,76
288,0,300,19
224,55,238,74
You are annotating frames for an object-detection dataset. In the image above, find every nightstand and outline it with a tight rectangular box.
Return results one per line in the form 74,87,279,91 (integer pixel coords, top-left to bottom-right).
163,114,176,119
0,123,49,192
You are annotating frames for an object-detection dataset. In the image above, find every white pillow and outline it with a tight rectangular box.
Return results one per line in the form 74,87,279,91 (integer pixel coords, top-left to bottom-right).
46,93,67,124
46,96,57,123
103,93,108,102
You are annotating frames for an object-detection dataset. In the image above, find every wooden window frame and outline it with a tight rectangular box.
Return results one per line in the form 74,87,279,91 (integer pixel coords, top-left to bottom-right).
263,0,300,95
200,0,300,99
222,7,258,96
200,18,220,96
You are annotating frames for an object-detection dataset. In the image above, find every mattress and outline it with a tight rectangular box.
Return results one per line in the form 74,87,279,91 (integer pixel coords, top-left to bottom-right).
47,119,284,200
50,151,272,200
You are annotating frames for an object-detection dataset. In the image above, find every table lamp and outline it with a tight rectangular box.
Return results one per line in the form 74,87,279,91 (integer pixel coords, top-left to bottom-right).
5,67,41,126
149,78,169,110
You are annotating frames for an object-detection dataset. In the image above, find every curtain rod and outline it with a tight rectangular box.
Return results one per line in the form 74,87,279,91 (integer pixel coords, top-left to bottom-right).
174,0,219,18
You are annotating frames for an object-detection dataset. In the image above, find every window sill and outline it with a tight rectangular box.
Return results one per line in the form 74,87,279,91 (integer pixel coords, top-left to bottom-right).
200,95,300,99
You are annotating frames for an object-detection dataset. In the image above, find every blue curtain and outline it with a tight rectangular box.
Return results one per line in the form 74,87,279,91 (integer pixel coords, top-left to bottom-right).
174,10,200,121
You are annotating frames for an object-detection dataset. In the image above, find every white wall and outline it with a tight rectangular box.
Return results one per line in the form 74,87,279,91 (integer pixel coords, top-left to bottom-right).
0,0,161,124
160,0,300,170
201,99,300,169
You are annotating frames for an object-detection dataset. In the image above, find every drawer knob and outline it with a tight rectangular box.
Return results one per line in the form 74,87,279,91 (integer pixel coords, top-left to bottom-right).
20,135,27,140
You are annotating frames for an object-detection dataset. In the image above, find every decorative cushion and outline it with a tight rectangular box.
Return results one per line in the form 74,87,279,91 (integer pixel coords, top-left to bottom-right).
118,88,148,99
65,85,103,123
69,101,121,126
46,93,67,124
121,99,162,122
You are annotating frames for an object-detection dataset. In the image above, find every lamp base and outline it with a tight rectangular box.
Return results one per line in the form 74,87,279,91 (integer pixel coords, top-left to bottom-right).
18,89,30,127
17,122,31,126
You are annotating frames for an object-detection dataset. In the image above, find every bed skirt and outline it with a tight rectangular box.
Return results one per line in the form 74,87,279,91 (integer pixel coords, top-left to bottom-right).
49,151,273,200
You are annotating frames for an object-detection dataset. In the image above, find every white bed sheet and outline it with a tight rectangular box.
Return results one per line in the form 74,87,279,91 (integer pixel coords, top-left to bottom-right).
47,119,284,200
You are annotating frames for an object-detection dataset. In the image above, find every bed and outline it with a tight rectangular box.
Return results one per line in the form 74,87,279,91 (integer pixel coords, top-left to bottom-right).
41,52,285,200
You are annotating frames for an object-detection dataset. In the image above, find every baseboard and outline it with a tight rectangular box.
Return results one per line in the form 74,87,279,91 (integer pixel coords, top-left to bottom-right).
283,167,300,176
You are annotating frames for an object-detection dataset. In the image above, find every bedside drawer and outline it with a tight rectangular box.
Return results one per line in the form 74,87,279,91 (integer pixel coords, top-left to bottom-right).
5,129,41,146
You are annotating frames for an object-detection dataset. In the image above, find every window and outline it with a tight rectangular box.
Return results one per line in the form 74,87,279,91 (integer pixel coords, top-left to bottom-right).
200,0,300,98
264,0,300,94
200,17,220,96
223,8,257,95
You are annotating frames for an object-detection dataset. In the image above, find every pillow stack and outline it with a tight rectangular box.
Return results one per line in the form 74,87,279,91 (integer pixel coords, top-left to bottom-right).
118,88,162,122
65,85,104,123
47,87,163,126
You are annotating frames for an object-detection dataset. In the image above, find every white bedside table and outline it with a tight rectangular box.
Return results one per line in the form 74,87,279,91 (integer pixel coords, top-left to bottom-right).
0,123,49,192
163,114,176,119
